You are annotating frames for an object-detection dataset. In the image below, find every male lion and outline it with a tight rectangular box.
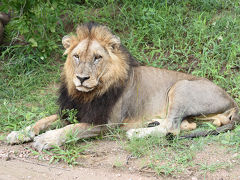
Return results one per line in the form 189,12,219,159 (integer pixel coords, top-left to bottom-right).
7,23,239,151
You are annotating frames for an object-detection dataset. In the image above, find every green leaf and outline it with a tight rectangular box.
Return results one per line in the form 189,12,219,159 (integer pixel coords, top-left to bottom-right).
50,26,56,33
206,122,217,130
29,38,38,47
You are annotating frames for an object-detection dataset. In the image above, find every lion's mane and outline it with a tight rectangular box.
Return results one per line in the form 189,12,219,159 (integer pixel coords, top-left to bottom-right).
58,23,139,125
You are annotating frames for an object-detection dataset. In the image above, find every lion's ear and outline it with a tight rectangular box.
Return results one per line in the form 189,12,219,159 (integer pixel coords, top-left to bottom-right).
109,35,121,51
62,35,71,49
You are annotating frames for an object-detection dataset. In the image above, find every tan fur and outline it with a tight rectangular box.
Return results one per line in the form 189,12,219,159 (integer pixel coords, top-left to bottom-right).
180,120,197,131
32,114,58,135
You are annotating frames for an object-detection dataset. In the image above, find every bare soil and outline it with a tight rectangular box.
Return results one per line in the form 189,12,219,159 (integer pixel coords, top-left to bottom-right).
0,139,239,180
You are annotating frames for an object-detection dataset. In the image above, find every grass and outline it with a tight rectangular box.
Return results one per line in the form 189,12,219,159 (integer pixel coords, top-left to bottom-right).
0,0,240,176
199,162,231,173
46,141,91,165
126,135,197,176
125,131,240,176
28,140,91,165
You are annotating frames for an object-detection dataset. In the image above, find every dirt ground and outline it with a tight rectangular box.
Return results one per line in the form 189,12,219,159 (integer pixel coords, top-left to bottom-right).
0,139,239,180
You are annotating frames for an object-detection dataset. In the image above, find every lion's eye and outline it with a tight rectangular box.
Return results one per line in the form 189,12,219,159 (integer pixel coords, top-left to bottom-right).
94,55,102,64
73,54,80,63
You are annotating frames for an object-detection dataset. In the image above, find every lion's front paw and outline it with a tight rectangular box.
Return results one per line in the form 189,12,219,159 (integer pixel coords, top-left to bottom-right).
126,129,138,139
126,128,152,139
33,129,66,151
126,126,167,139
7,126,35,144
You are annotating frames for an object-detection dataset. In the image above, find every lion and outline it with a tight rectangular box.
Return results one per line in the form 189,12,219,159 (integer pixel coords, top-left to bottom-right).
7,23,239,151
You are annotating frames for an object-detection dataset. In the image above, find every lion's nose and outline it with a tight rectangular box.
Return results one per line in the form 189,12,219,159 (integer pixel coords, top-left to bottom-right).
77,75,90,84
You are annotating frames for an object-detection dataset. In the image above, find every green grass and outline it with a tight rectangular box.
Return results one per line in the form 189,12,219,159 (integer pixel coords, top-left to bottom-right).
28,140,91,165
125,130,240,176
199,162,231,173
125,135,197,176
0,0,240,176
46,141,91,165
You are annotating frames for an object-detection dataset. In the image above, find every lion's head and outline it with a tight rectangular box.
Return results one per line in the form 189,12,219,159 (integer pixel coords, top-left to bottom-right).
61,23,137,102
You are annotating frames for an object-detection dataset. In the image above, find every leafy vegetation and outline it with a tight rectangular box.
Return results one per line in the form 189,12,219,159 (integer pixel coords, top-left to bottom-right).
0,0,239,176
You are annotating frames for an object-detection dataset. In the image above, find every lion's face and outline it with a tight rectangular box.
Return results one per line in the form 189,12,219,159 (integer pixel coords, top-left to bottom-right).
70,39,110,92
62,24,129,99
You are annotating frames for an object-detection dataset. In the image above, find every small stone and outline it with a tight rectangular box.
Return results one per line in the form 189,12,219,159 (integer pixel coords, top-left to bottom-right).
192,177,198,180
56,172,63,176
116,174,121,177
4,156,11,161
232,153,238,158
129,167,133,172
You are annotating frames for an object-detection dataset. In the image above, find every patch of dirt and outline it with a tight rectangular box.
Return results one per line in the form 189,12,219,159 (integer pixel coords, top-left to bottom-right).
192,144,240,180
0,140,159,180
0,139,239,180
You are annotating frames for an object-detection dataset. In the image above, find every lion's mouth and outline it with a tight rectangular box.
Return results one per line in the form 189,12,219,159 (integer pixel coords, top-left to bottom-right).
76,85,95,92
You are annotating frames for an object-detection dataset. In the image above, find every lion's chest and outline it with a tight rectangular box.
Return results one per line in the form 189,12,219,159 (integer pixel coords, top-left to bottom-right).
58,82,125,125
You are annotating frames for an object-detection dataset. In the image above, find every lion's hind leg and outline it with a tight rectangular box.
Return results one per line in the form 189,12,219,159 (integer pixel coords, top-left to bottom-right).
127,79,238,139
7,114,58,144
161,79,238,135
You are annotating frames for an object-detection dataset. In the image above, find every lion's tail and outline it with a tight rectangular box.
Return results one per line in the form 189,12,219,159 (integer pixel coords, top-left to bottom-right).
179,123,235,139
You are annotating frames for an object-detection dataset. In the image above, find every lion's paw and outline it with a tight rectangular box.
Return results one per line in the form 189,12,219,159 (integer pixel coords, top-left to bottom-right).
126,126,167,139
7,126,35,144
126,129,141,139
33,129,65,151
